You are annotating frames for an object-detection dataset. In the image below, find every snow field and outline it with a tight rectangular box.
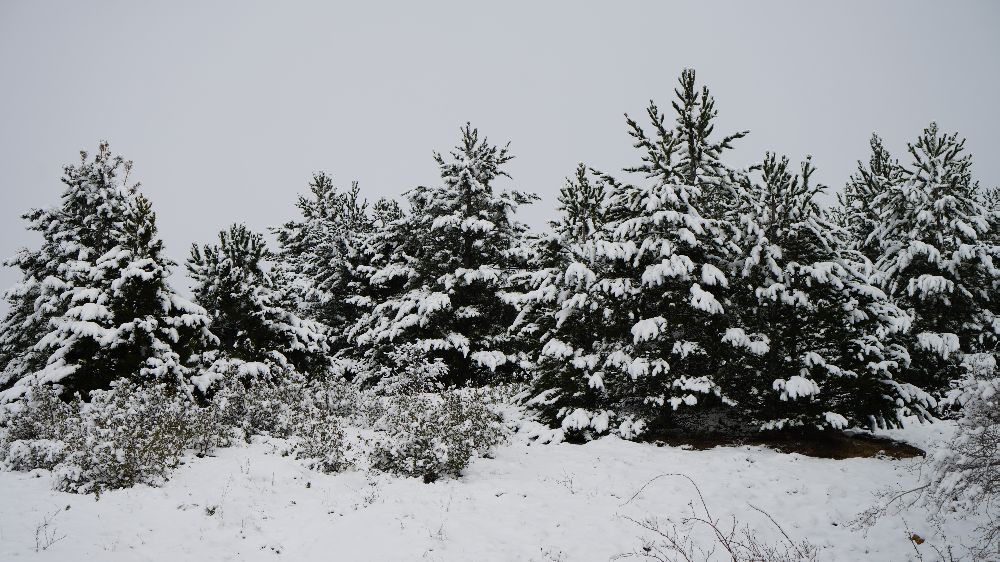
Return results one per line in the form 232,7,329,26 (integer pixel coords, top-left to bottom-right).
0,422,977,561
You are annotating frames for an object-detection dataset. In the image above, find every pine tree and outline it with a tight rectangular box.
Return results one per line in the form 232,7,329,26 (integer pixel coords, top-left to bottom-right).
187,224,331,386
834,134,904,263
509,164,608,343
0,247,49,388
349,124,537,387
978,185,1000,243
672,68,748,219
527,71,745,439
723,154,927,430
872,123,1000,395
555,163,608,244
274,173,371,344
0,143,213,401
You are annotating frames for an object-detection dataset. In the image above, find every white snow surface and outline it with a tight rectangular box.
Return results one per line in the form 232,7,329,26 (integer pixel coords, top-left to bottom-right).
0,422,980,561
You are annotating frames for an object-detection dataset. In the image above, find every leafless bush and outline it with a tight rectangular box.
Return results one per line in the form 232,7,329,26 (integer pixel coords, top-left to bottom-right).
617,474,820,562
853,354,1000,561
33,508,66,552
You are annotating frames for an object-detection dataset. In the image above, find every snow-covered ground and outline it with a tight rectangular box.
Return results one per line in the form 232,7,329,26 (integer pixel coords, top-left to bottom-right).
0,421,978,561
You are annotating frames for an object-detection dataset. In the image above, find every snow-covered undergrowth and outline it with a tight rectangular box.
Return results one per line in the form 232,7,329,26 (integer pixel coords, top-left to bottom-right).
0,415,983,561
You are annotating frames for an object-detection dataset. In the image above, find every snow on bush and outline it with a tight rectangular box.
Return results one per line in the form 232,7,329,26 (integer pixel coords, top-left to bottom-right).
53,380,229,495
213,372,304,439
0,385,75,471
370,390,505,482
359,343,447,397
923,353,1000,556
291,413,350,474
1,381,231,495
210,367,354,473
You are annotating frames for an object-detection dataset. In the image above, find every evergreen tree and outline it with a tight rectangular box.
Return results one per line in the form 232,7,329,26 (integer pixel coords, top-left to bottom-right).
0,143,212,401
671,68,748,219
833,134,904,263
274,173,371,343
349,124,537,387
0,247,49,388
978,185,1000,241
187,224,331,386
723,154,927,430
509,163,608,343
507,165,611,412
528,71,745,439
872,123,1000,395
555,163,608,244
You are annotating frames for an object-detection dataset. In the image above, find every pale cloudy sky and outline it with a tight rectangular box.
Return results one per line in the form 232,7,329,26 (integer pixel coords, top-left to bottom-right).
1,1,998,298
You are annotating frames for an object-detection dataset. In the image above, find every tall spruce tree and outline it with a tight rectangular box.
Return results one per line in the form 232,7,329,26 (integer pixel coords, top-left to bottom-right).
527,70,745,439
723,154,927,430
507,163,611,407
187,224,331,386
872,123,1000,395
0,143,213,401
349,124,537,387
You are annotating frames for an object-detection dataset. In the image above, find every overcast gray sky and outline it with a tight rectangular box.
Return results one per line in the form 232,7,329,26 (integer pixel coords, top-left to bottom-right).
1,1,998,300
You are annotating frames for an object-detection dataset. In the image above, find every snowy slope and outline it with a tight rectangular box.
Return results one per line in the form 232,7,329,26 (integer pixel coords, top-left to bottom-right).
0,423,978,561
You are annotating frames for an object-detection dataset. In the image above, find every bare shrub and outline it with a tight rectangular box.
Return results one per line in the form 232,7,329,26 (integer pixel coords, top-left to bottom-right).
618,474,820,562
924,354,1000,558
852,354,1000,561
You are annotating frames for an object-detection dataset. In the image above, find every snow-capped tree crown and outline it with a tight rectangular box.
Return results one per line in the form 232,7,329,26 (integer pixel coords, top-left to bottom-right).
871,123,999,356
0,143,212,402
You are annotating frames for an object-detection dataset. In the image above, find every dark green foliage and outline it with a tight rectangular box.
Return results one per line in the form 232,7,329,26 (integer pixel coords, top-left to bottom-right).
275,173,372,345
526,69,744,439
871,124,1000,395
0,143,212,401
833,134,904,263
671,68,749,218
723,154,922,429
350,124,538,388
188,224,331,378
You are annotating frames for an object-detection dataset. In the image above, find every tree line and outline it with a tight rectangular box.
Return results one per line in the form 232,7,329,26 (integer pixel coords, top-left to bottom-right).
1,69,997,440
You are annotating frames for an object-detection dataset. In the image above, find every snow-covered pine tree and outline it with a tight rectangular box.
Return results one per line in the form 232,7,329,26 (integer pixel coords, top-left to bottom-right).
671,68,748,220
978,185,1000,244
187,224,331,387
555,163,608,245
349,196,407,314
92,194,215,387
0,246,49,389
0,142,213,401
528,70,745,439
980,186,1000,216
513,164,625,438
274,173,371,346
508,163,608,346
872,123,1000,396
723,153,927,430
833,134,905,264
349,124,537,387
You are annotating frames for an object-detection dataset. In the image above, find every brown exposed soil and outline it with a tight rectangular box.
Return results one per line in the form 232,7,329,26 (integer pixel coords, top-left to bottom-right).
650,430,925,459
